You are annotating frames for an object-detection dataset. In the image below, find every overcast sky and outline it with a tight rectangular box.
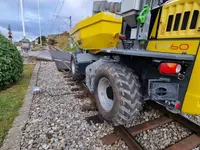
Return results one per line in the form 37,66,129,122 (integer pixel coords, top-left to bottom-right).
0,0,121,41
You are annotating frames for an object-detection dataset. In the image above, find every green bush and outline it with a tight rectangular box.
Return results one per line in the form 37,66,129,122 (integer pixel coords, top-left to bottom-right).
0,34,23,88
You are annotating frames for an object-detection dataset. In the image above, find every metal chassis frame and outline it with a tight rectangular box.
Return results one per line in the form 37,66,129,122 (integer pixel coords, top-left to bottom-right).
100,48,195,61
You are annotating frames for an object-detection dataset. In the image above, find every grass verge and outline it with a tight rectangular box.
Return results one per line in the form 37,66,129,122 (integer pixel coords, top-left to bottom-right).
32,46,41,51
0,64,35,147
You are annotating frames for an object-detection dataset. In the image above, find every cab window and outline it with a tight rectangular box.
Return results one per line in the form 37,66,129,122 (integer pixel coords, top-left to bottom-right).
181,11,190,30
190,10,199,29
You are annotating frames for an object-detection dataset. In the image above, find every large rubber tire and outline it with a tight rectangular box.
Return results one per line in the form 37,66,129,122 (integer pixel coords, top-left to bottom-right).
70,53,84,80
94,63,143,126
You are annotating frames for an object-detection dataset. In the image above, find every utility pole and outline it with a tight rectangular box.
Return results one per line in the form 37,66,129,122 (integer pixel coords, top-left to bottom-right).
20,0,31,53
37,0,42,47
83,0,85,19
20,0,26,39
54,15,72,30
69,16,72,29
58,27,60,41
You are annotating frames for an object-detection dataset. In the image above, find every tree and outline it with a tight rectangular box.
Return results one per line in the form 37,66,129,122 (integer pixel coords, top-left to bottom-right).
37,36,47,45
0,34,23,88
48,38,57,46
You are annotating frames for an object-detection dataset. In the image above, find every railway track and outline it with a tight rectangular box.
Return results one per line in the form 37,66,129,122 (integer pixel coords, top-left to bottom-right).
49,46,71,71
52,52,200,150
49,45,59,51
99,101,200,150
64,70,200,150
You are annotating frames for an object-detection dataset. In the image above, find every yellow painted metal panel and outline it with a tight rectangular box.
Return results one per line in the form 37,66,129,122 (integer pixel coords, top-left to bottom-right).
147,40,199,55
182,43,200,115
158,0,200,39
70,12,122,52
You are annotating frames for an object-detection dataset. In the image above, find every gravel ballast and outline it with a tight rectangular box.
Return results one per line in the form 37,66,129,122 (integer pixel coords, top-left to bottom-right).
19,62,199,150
20,62,125,150
135,122,192,150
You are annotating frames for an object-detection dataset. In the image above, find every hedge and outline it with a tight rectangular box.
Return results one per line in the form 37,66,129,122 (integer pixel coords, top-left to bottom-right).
0,34,23,88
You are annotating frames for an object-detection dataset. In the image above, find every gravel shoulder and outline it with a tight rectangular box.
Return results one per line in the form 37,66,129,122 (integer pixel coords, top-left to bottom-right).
20,62,127,150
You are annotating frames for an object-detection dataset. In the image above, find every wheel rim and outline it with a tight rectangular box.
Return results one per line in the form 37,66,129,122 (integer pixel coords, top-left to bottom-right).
98,77,114,112
71,59,76,75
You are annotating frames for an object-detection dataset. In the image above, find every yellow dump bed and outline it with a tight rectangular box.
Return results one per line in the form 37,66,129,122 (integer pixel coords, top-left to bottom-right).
70,12,122,53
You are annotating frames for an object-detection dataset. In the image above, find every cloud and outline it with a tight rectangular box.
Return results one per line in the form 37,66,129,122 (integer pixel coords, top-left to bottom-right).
25,11,43,22
0,0,122,41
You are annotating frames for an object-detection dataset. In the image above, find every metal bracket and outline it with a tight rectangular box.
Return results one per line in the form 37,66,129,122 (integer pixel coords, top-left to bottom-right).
148,78,179,101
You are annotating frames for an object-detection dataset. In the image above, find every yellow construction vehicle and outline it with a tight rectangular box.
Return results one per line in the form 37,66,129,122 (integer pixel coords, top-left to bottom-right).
69,0,200,125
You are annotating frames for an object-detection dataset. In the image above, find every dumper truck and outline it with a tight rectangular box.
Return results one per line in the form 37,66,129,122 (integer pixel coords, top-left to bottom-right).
69,0,200,126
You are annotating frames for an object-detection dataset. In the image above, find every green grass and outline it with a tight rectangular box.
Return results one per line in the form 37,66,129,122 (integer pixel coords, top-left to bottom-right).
62,46,76,52
56,35,76,52
0,64,35,147
32,46,41,51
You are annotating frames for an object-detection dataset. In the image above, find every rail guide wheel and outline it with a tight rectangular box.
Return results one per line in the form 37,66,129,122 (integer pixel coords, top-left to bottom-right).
70,53,84,80
94,63,143,126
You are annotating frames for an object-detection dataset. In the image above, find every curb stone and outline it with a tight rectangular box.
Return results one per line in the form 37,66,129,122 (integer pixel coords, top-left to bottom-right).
0,63,40,150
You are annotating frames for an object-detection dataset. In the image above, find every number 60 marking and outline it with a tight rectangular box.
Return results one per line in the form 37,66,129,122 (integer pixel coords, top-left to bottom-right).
171,44,189,50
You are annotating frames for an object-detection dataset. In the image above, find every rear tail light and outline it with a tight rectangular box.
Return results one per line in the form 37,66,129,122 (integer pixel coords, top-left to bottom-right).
159,63,182,75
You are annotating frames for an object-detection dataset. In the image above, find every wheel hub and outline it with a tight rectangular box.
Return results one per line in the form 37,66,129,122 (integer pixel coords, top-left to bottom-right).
98,77,114,112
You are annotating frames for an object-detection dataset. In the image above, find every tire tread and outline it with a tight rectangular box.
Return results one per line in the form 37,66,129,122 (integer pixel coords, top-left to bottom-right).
71,53,84,80
97,63,143,126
